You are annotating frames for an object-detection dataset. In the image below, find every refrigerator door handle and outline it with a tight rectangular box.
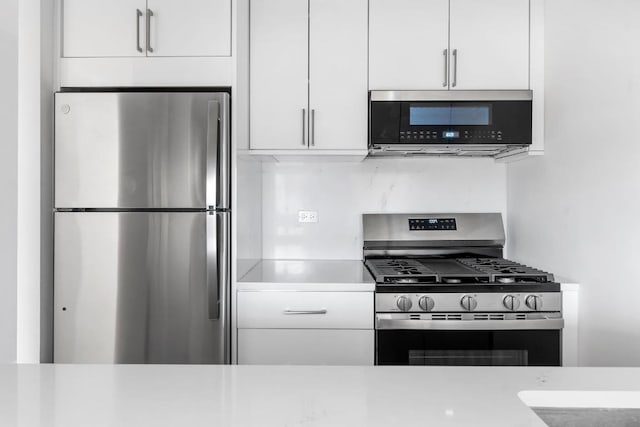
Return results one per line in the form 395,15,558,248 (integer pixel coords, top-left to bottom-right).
206,212,220,320
206,101,220,210
206,94,230,210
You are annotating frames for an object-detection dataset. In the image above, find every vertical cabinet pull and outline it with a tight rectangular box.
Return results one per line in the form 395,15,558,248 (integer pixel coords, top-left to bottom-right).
301,108,307,146
136,9,143,53
442,49,448,87
311,109,315,146
452,49,458,88
146,9,154,53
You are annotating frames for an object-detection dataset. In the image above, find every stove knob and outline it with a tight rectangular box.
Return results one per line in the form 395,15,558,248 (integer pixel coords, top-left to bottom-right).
418,296,435,312
460,295,478,311
503,295,521,311
525,295,543,311
396,295,413,312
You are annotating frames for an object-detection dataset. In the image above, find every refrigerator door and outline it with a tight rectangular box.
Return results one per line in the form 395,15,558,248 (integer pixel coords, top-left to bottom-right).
54,211,230,364
55,91,230,209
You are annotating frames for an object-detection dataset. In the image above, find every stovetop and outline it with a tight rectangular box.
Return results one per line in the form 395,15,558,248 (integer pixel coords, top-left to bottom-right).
366,257,559,293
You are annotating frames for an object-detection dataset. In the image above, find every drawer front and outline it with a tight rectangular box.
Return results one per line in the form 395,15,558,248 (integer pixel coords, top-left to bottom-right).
237,291,373,329
238,329,374,365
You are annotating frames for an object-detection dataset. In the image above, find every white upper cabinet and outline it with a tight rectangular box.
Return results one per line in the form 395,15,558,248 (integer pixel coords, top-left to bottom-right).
369,0,531,91
449,0,529,90
250,0,309,150
369,0,449,90
63,0,147,57
250,0,368,152
146,0,231,57
309,0,368,150
62,0,231,58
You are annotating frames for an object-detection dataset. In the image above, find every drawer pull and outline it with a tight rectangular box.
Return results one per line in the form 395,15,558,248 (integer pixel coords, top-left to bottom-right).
283,309,328,315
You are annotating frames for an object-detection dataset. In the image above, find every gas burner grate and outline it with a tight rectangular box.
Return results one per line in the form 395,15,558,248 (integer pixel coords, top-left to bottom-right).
457,258,555,283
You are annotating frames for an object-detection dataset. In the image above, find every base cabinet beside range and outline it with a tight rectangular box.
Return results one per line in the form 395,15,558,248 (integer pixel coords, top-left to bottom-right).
237,291,374,365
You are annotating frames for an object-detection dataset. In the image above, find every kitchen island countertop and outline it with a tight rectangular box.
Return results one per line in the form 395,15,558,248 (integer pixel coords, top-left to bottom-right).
2,364,640,427
237,259,375,291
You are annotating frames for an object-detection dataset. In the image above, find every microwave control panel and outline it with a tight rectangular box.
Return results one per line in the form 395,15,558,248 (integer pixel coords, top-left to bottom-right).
399,130,503,142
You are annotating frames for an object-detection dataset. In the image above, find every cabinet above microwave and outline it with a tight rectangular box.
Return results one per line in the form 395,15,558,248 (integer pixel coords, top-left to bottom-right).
369,90,533,158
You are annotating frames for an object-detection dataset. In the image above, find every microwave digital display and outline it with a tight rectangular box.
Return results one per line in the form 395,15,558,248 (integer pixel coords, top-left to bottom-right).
409,105,491,126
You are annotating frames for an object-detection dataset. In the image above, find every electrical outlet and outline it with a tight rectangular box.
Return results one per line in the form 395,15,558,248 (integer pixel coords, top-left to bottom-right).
298,210,318,223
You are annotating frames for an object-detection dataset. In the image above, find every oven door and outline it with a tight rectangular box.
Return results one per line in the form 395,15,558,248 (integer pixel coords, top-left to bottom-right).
375,317,562,366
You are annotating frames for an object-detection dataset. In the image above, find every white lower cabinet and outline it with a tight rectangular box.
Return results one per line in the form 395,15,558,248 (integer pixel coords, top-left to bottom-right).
237,291,374,365
238,329,373,366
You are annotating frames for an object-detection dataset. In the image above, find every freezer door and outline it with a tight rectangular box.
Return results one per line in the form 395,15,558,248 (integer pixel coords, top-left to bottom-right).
54,211,230,364
55,91,230,209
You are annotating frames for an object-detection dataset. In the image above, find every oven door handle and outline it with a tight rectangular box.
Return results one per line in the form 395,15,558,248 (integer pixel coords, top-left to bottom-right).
376,317,564,330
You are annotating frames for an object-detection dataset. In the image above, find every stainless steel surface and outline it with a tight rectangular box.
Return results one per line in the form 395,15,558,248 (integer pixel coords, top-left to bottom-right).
442,49,448,87
369,90,533,102
54,211,229,364
452,49,458,87
368,144,527,157
363,213,505,250
55,92,230,209
301,108,306,146
283,309,328,315
375,292,562,313
376,313,565,331
311,109,316,146
460,295,478,311
136,9,143,53
146,9,154,53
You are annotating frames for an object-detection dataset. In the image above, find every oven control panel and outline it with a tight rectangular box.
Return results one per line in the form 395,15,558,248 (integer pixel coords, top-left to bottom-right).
376,293,562,313
409,218,457,231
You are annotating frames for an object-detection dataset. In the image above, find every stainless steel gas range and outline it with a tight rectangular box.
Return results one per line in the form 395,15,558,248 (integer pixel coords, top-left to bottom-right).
363,213,563,366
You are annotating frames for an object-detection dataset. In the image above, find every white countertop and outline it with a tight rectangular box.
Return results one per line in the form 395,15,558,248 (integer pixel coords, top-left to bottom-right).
2,364,640,427
237,259,375,291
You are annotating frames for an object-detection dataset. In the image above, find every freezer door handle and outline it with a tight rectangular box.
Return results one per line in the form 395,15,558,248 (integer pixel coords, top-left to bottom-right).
206,212,220,320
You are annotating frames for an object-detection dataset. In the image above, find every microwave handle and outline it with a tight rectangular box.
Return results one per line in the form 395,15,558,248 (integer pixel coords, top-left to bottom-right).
442,49,448,88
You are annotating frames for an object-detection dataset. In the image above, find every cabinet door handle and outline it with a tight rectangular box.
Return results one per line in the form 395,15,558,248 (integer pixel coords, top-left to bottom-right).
136,9,143,53
301,108,307,146
442,49,448,87
452,49,458,88
146,9,154,53
311,109,315,146
283,309,328,315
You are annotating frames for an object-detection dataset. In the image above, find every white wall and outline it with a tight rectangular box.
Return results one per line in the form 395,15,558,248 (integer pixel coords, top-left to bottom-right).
0,0,19,363
507,0,640,366
262,158,507,259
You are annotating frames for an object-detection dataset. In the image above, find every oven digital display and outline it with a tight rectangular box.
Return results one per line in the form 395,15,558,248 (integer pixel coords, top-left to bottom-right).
409,106,491,126
409,218,457,231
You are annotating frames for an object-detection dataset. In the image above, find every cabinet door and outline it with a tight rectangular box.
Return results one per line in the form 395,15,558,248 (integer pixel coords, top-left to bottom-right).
238,329,374,365
308,0,368,150
250,0,309,150
62,0,147,57
449,0,530,90
146,0,231,57
369,0,449,90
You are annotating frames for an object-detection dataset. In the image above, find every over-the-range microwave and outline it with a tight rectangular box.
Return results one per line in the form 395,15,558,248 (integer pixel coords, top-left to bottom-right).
369,90,532,157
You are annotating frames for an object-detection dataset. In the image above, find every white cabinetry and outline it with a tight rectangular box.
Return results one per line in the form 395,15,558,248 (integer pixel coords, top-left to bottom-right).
250,0,368,153
62,0,147,58
237,291,374,365
62,0,231,58
369,0,530,90
59,0,232,86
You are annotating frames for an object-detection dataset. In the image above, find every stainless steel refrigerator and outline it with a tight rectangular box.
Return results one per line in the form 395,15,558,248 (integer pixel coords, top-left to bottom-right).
54,91,231,364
